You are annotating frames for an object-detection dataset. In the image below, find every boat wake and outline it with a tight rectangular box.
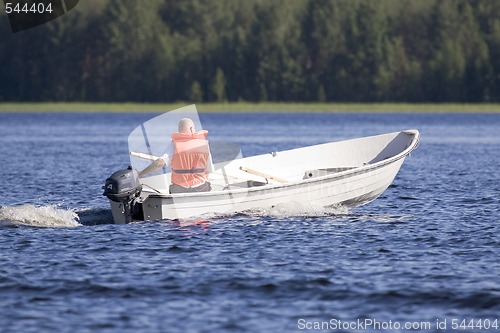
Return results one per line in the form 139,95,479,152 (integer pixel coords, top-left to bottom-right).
241,202,349,218
0,205,81,228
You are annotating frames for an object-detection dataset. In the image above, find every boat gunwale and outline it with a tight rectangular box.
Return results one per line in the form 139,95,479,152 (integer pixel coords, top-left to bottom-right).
144,129,420,199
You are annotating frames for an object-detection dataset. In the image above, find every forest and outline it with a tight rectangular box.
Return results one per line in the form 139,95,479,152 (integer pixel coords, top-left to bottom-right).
1,0,500,103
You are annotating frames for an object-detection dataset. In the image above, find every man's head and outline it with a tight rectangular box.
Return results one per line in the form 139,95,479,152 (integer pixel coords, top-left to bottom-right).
178,118,195,134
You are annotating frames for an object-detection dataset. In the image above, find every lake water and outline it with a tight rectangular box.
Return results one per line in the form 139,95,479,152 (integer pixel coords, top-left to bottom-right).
0,112,499,333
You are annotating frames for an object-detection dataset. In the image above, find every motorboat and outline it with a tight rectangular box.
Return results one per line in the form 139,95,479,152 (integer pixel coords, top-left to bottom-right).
103,106,419,224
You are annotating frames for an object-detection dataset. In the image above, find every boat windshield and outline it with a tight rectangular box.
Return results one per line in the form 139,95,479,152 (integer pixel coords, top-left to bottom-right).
128,105,246,193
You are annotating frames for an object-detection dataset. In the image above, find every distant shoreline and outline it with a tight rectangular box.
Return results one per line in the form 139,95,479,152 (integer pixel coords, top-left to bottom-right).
1,102,500,113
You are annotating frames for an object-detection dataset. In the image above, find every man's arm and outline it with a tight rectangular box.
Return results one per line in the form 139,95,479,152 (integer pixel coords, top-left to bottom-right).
138,142,174,178
139,157,166,178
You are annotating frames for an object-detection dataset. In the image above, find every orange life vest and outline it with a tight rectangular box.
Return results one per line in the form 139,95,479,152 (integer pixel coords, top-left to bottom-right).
170,130,209,188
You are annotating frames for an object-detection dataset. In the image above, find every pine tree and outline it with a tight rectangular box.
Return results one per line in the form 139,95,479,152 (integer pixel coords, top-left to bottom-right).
212,68,227,102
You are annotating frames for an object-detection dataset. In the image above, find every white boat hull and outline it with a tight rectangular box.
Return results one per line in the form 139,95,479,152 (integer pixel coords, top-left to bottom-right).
137,156,405,220
107,129,419,223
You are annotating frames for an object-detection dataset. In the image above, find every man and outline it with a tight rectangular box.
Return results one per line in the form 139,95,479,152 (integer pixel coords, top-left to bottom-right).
139,118,211,194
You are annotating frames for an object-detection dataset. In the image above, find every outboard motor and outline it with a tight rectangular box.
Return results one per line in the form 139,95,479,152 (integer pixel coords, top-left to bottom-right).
103,167,142,224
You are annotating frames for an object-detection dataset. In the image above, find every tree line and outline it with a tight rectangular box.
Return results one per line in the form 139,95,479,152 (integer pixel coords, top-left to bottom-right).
1,0,500,103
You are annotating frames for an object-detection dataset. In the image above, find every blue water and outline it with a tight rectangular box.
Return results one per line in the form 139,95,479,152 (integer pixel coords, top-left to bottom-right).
0,112,499,333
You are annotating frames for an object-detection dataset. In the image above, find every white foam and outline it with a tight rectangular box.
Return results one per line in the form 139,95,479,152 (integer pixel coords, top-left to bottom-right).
244,201,349,218
0,205,81,228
